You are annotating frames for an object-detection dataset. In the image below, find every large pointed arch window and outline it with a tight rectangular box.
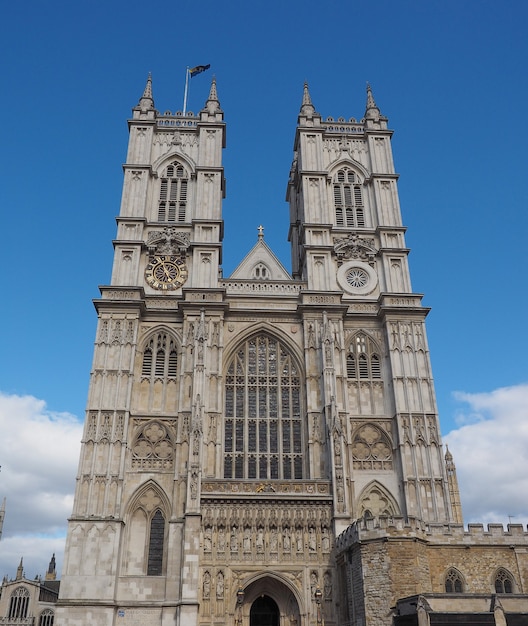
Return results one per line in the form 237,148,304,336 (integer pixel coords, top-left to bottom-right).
333,168,365,228
158,162,188,222
125,486,167,576
8,587,30,619
224,334,303,480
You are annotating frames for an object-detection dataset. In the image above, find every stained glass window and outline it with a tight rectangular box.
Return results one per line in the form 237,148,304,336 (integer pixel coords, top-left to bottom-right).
224,334,304,479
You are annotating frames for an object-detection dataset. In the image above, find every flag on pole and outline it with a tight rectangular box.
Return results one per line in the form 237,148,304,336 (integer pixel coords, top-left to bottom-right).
189,64,211,78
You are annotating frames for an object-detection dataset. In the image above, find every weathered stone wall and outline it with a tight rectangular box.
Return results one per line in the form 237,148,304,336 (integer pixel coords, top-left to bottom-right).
337,519,528,626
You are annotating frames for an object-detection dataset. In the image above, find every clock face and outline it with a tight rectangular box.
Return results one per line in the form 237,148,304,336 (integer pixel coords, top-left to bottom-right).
145,255,188,290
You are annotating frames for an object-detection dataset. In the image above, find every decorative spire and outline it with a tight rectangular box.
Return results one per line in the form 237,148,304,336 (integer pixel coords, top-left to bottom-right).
16,558,23,580
137,72,154,111
445,445,463,524
300,82,315,116
204,76,221,114
364,82,381,120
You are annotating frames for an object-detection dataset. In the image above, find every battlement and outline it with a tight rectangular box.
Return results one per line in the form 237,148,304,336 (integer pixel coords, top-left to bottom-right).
336,516,528,551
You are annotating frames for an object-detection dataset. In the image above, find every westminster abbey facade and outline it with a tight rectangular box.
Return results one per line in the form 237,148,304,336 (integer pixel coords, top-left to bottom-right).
56,77,528,626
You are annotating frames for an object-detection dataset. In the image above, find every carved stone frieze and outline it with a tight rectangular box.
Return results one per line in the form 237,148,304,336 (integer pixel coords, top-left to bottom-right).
333,233,377,266
146,227,190,256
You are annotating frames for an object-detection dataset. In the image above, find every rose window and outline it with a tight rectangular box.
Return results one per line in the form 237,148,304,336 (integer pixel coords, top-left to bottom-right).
346,268,369,288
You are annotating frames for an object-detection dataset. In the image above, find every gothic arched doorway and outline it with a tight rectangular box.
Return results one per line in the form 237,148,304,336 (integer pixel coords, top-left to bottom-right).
250,595,279,626
237,575,301,626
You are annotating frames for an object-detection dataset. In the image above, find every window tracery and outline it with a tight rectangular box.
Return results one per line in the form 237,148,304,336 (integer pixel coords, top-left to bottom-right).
357,483,398,518
333,167,365,228
39,609,54,626
126,485,168,576
224,334,303,480
494,568,514,593
158,162,188,222
346,333,381,380
351,424,392,469
142,332,178,381
131,421,174,470
253,263,270,279
8,587,30,619
445,568,464,593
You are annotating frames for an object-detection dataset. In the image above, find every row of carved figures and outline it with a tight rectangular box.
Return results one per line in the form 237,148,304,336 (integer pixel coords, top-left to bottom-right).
203,524,332,555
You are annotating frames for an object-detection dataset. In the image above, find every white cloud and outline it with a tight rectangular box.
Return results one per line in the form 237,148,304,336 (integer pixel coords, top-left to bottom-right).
0,393,83,579
444,383,528,527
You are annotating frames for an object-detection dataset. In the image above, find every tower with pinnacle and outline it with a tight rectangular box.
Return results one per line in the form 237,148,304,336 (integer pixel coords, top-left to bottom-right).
56,77,528,626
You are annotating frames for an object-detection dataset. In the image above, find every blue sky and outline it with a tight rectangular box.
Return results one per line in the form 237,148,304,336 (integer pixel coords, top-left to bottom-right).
1,0,527,578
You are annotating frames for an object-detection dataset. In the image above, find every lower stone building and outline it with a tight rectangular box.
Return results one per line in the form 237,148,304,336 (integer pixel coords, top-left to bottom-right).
0,556,59,626
336,519,528,625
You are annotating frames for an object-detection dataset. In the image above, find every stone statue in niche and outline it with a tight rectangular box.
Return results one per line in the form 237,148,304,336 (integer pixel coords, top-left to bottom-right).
309,527,317,552
218,526,225,552
283,527,291,552
243,528,251,552
323,572,332,600
230,526,238,553
216,571,224,599
203,571,211,599
256,527,264,553
204,527,212,552
270,527,278,552
296,528,303,552
310,571,318,598
322,527,330,552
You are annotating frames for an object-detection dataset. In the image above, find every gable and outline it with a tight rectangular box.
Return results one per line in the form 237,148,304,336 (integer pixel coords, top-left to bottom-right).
228,239,291,281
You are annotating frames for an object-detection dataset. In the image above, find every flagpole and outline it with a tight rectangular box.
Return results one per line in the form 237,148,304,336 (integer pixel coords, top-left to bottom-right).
182,67,189,116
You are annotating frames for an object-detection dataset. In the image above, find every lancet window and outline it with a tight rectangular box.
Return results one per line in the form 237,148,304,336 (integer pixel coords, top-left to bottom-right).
445,568,464,593
346,333,381,380
224,334,303,480
158,162,188,222
141,333,178,381
333,167,365,228
147,510,165,575
494,568,514,593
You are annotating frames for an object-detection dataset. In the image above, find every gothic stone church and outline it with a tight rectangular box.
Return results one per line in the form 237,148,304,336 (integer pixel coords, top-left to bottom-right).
56,78,528,626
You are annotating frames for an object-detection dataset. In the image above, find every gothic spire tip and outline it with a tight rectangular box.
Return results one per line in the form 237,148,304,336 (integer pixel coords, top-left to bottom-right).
137,73,154,110
300,81,315,116
203,76,221,114
365,82,381,120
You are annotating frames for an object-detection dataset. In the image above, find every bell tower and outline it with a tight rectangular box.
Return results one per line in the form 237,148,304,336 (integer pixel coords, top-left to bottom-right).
287,83,454,528
57,75,226,626
112,73,225,292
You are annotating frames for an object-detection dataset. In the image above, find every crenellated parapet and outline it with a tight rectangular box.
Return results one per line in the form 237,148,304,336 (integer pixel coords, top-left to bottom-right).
336,516,528,551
